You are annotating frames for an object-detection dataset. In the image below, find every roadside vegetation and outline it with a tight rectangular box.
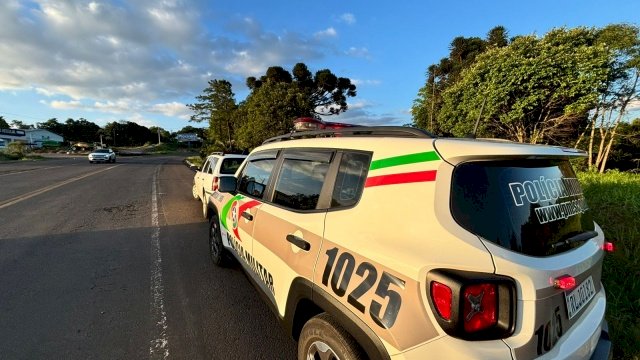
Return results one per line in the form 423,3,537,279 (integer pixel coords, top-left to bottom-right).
0,142,43,161
185,156,203,169
579,170,640,360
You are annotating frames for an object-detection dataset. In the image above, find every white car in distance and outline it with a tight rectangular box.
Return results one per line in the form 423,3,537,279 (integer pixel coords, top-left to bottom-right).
88,148,116,163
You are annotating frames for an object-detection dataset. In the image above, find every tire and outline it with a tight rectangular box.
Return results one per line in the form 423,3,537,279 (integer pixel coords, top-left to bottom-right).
192,183,199,200
208,213,230,267
298,313,364,360
89,161,93,164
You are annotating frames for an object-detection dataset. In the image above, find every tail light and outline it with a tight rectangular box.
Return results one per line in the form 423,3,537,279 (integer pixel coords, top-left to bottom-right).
212,176,219,192
430,281,452,320
426,269,516,340
553,275,576,290
463,283,497,332
602,241,614,252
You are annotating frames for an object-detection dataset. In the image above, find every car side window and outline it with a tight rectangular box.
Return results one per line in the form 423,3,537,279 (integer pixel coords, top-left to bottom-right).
273,150,333,211
238,151,278,200
208,158,218,174
201,159,210,173
331,152,371,208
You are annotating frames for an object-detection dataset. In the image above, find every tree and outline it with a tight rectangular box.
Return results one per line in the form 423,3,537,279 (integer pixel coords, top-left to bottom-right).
579,24,640,172
10,120,34,129
37,118,65,136
602,118,640,170
236,82,309,149
187,79,240,152
412,26,507,134
64,118,101,143
101,121,151,147
148,126,171,144
246,63,356,117
437,27,610,144
0,116,9,128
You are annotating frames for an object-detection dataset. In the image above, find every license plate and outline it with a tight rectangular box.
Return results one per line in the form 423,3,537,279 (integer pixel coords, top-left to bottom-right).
564,276,596,319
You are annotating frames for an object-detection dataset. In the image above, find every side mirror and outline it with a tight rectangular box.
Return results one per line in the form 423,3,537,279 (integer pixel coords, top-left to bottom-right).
218,177,238,193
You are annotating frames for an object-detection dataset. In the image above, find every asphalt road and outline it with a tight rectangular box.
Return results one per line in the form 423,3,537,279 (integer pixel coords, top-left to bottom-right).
0,155,297,360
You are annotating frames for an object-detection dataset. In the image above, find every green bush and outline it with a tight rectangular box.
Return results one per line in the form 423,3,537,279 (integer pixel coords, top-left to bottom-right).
6,142,27,158
579,170,640,360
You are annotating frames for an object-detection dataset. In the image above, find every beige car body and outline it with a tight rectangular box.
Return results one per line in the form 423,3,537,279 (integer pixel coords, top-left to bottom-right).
207,130,610,360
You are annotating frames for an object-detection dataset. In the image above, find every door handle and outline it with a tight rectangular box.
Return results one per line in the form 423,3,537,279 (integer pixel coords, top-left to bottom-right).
241,211,253,221
286,234,311,251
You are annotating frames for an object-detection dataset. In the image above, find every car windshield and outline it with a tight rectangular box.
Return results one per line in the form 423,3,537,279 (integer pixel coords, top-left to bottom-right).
94,149,110,153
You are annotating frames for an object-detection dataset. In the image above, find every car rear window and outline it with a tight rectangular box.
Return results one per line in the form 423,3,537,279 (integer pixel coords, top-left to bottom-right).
220,158,244,174
451,159,594,257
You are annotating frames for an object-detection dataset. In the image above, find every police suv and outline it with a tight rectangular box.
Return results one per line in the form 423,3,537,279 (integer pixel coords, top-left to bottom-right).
205,127,612,360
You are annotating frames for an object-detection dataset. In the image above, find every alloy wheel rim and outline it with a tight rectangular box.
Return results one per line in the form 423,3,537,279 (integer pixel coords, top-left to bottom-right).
306,341,340,360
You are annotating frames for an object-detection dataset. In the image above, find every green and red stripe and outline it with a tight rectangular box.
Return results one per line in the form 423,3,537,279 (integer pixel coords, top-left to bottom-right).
365,151,440,188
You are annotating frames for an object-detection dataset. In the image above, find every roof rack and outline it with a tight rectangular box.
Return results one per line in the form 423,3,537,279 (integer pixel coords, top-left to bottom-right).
262,126,435,144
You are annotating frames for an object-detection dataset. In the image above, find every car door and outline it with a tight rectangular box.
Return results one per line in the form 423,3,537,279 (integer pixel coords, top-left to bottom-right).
202,157,218,204
220,150,280,299
251,149,334,313
196,159,211,200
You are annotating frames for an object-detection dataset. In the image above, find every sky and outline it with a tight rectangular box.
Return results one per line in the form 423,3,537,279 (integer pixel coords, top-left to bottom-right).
0,0,639,132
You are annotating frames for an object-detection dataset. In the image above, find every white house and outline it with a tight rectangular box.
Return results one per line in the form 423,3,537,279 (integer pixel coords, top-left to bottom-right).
25,129,64,147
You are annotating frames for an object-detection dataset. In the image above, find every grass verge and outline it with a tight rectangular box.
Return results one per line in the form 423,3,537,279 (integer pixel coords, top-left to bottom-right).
578,170,640,360
185,155,203,169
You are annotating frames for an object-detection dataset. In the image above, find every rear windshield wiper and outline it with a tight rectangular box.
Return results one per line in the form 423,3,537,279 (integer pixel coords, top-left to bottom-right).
551,231,598,250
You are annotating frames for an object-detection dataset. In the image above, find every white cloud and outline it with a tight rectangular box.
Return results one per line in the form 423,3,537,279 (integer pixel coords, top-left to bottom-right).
345,47,371,59
339,13,356,25
628,99,640,111
320,100,407,126
94,100,135,114
0,1,351,129
49,100,82,109
35,87,56,97
315,27,337,38
351,79,381,86
149,102,190,119
126,113,157,128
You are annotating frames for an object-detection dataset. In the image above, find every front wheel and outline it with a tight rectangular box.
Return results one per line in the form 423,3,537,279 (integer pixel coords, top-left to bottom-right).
208,213,230,267
298,313,364,360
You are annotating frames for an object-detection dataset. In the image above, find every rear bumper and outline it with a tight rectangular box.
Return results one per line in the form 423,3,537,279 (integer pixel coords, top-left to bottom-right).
589,320,612,360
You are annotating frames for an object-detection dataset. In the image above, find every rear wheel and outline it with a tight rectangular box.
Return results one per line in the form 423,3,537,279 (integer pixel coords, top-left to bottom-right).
298,313,364,360
192,183,199,200
208,213,230,267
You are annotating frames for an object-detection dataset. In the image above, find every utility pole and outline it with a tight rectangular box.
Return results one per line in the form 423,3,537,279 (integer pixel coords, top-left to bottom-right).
157,128,161,145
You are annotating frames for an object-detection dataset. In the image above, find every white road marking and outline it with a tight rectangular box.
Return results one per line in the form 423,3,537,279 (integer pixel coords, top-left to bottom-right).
149,166,169,360
0,165,120,209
